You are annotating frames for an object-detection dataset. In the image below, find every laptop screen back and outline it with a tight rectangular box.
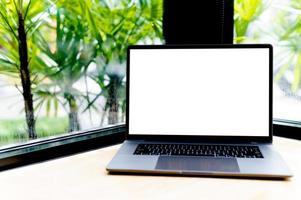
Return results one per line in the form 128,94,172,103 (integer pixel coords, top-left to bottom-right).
128,46,270,137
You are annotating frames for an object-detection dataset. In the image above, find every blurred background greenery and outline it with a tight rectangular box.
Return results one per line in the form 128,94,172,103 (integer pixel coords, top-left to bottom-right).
0,117,68,146
234,0,301,122
0,0,163,146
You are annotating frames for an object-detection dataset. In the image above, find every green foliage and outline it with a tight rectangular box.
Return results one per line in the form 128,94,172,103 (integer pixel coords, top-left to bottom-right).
273,0,301,92
0,0,163,141
234,0,265,43
0,0,51,76
234,0,301,95
33,0,163,126
0,117,68,146
0,0,55,138
32,5,96,131
81,0,163,124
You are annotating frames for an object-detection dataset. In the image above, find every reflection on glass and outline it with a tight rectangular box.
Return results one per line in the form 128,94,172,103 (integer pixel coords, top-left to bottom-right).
0,0,163,146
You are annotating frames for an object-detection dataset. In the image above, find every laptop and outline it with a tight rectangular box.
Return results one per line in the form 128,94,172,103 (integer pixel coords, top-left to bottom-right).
106,44,292,178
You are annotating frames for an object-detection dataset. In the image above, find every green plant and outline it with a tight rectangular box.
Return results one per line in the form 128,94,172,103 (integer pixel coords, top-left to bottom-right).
82,0,163,125
0,0,51,138
33,6,95,132
274,0,301,94
0,0,164,144
234,0,265,43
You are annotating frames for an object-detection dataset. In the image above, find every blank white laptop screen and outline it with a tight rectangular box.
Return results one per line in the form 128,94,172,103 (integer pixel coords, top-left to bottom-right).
128,48,270,137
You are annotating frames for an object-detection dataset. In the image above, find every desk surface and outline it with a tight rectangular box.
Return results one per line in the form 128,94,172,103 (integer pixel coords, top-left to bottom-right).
0,137,300,200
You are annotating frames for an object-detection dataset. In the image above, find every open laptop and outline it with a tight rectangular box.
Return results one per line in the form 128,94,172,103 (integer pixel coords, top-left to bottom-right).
106,44,292,178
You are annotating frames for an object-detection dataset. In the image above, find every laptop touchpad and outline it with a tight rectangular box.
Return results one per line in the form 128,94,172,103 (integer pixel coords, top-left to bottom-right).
155,156,240,172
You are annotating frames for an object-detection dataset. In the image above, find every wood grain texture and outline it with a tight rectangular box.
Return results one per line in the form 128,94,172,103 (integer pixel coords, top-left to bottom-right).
0,136,300,200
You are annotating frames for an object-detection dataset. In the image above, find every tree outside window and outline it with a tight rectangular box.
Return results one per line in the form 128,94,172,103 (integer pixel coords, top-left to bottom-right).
0,0,163,146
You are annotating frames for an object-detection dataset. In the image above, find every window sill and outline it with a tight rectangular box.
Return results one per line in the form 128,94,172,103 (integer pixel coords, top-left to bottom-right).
273,119,301,140
0,124,126,171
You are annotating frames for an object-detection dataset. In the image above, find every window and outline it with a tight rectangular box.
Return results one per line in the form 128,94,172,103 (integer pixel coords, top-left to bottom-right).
234,0,301,126
0,0,163,149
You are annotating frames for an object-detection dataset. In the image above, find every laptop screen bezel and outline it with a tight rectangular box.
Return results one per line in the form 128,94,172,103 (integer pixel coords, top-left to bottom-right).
126,44,273,144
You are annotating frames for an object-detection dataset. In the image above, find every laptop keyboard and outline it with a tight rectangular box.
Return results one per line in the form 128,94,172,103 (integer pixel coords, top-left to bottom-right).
134,144,263,158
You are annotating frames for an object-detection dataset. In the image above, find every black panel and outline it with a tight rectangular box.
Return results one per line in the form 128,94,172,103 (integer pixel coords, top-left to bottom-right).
163,0,234,44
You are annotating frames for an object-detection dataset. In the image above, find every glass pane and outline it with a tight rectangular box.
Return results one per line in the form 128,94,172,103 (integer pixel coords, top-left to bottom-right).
0,0,163,147
234,0,301,123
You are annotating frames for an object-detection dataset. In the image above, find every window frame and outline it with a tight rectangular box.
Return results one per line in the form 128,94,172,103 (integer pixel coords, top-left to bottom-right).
273,120,301,140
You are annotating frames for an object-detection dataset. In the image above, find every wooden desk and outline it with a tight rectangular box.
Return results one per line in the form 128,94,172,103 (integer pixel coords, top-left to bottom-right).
0,137,300,200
